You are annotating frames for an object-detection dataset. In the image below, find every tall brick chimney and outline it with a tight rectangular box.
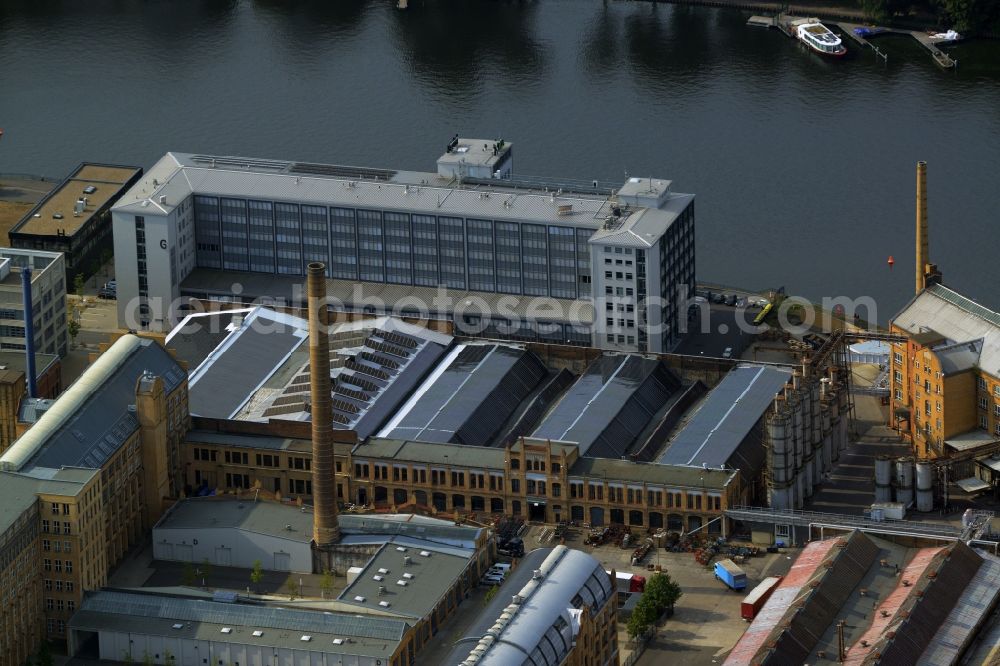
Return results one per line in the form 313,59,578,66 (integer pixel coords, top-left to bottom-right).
307,262,339,547
915,161,928,294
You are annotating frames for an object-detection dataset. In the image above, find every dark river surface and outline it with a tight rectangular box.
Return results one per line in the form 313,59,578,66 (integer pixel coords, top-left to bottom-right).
1,0,999,320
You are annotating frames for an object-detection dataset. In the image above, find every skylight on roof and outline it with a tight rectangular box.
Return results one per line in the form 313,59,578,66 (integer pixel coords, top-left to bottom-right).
220,627,232,634
403,572,414,579
252,630,263,637
354,595,366,602
373,574,383,581
301,635,312,642
396,579,408,586
172,623,183,630
379,600,391,607
420,550,431,557
333,638,345,645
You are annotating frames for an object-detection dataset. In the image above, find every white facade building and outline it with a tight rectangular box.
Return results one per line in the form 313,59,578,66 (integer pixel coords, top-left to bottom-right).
112,143,695,353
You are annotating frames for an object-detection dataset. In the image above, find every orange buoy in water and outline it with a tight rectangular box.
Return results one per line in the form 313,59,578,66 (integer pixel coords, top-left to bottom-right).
887,255,895,270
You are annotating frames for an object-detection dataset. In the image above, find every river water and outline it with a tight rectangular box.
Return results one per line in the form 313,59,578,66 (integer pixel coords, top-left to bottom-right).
1,0,998,320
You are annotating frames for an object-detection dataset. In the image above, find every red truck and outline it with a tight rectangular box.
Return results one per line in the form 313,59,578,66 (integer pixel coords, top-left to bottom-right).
740,576,783,621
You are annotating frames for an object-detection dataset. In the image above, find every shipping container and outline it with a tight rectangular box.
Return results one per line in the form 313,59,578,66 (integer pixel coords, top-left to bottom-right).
740,576,783,620
714,558,748,591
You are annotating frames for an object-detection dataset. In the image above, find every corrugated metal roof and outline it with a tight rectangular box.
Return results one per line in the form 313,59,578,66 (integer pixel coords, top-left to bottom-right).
659,365,790,469
893,283,1000,377
842,546,945,665
532,355,681,458
354,438,507,470
446,546,613,666
378,343,547,446
71,590,408,654
8,336,184,472
912,552,1000,664
188,315,306,419
934,338,983,376
725,533,876,666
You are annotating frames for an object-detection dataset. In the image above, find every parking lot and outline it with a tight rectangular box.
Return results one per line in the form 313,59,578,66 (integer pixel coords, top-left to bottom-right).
674,303,761,360
521,525,798,664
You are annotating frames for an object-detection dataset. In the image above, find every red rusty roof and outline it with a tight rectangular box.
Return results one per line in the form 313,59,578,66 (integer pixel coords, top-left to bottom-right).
841,546,945,665
724,537,845,666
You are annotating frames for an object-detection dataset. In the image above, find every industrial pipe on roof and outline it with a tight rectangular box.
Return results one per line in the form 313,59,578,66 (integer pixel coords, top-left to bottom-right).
21,266,36,398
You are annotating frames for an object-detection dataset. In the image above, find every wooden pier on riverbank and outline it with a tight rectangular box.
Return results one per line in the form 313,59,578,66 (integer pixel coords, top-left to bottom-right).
747,13,960,68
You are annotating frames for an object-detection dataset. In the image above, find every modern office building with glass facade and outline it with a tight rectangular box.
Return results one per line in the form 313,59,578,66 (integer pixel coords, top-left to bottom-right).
111,140,695,352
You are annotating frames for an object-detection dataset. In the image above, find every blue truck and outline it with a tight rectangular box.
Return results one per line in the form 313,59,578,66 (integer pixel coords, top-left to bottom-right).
714,558,748,591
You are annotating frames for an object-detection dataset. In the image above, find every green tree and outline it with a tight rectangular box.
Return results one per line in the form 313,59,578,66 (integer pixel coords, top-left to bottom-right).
626,596,658,638
34,642,53,666
121,650,135,665
142,651,154,666
197,557,212,585
286,578,300,600
67,319,81,344
181,561,196,587
250,560,264,591
319,568,334,599
934,0,1000,32
644,572,683,613
73,274,85,298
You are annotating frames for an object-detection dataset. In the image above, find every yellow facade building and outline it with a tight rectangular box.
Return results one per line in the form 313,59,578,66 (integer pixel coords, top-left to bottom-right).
890,284,1000,461
0,334,188,661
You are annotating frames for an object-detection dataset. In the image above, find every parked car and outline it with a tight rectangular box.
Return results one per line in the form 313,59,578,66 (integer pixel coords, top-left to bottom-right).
104,280,117,290
713,293,726,304
83,185,97,194
726,294,738,306
722,347,733,359
98,287,116,300
481,573,505,586
489,563,511,574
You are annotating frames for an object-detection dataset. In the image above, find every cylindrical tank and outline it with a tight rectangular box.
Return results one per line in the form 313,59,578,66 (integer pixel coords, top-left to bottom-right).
767,411,794,511
810,381,822,480
828,396,842,463
896,457,915,506
915,461,934,512
821,406,833,472
875,456,893,503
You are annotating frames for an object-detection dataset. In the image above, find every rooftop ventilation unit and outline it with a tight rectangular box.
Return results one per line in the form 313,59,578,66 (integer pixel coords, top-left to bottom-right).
396,547,407,552
404,556,412,566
